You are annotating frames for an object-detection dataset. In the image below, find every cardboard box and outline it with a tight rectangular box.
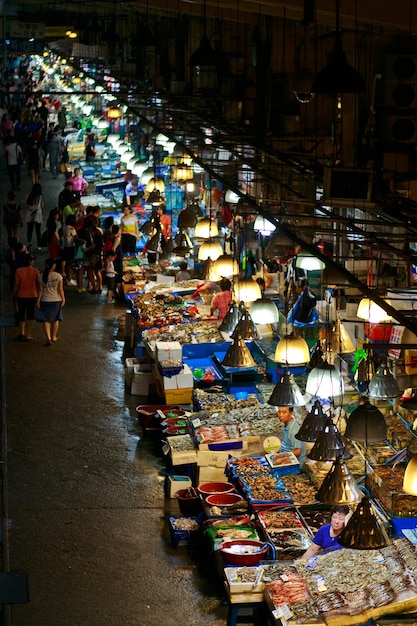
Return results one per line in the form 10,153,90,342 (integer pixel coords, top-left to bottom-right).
166,475,193,497
163,364,193,390
156,341,182,362
198,466,228,484
130,365,154,396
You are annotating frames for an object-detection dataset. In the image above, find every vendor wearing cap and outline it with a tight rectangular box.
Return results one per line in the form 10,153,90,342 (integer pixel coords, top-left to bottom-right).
277,406,306,468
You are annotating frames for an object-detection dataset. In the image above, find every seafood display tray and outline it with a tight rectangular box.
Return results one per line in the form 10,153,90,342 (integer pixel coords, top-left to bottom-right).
224,566,265,593
168,514,203,546
266,452,301,475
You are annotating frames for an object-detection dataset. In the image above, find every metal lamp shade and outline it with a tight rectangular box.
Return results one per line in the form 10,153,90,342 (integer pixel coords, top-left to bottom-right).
177,208,197,229
356,298,392,323
146,230,164,254
306,362,344,399
140,215,159,236
268,370,305,407
344,400,387,443
367,363,401,399
306,341,324,373
194,218,219,238
264,230,294,258
308,419,349,461
253,215,275,236
312,41,366,94
235,196,254,216
234,279,262,304
212,255,239,279
219,301,240,333
187,199,204,218
338,496,390,550
173,230,193,257
189,35,220,66
147,189,164,205
197,241,223,261
221,335,256,368
275,334,310,365
296,399,327,442
330,320,355,354
316,457,362,505
250,298,279,324
403,456,417,496
232,309,259,341
295,251,325,271
145,177,165,193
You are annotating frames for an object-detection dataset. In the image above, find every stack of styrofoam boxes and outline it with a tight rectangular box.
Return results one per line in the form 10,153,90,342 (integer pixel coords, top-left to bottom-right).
155,341,194,405
197,445,248,484
125,356,155,397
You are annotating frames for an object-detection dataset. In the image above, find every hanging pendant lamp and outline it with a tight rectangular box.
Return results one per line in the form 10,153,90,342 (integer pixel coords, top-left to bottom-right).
250,298,279,324
367,363,401,399
296,399,327,442
173,230,193,257
140,215,159,236
221,335,256,368
344,399,387,443
308,418,351,461
306,341,324,373
145,177,165,193
295,251,325,271
219,301,240,333
264,230,295,258
232,308,259,341
330,320,355,354
235,195,254,216
147,189,164,206
187,198,204,218
200,257,216,281
403,455,417,495
356,298,392,323
338,496,390,549
253,215,275,236
268,369,305,407
212,255,239,279
275,333,310,365
177,207,198,229
194,218,219,238
146,230,165,254
234,279,262,304
306,361,344,399
198,241,223,261
316,456,362,505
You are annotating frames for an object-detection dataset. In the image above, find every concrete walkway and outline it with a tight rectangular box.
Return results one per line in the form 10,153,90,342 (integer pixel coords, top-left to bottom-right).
0,162,229,625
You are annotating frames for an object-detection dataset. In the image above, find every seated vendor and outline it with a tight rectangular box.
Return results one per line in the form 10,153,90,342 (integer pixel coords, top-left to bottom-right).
210,278,233,321
277,406,306,468
301,505,351,560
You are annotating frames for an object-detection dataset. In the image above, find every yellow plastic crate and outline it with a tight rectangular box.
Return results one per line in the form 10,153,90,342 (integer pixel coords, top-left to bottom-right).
164,387,193,405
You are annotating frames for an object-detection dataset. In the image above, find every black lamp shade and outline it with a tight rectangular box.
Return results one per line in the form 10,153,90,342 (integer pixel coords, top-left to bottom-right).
189,36,220,66
344,400,387,443
268,370,305,407
177,208,197,229
312,41,365,94
296,399,327,442
338,496,390,549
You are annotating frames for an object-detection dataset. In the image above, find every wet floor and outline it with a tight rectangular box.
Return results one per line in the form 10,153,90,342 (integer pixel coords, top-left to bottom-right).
0,164,230,625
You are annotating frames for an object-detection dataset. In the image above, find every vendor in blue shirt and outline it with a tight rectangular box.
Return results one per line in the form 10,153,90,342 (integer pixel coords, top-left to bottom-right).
277,406,306,468
301,505,351,561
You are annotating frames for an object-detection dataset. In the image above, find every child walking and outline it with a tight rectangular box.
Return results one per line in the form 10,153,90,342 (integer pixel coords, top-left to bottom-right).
105,251,117,304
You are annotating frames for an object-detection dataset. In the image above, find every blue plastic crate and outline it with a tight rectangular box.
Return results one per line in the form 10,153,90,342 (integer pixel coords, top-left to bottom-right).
391,516,417,535
168,513,203,545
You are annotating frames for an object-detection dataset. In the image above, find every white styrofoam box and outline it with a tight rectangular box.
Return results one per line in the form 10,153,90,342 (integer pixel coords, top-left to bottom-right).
130,365,154,396
198,466,228,484
163,364,193,390
166,475,192,498
125,357,139,384
387,290,417,312
156,341,182,362
156,274,175,283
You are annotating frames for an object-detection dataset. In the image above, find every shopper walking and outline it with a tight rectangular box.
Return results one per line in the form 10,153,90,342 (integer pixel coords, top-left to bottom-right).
25,183,44,249
47,125,62,179
36,257,65,346
120,205,139,253
13,253,40,341
45,208,61,260
2,190,23,242
4,135,22,190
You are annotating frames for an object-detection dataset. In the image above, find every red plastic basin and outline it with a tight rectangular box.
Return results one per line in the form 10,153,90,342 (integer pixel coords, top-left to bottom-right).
220,539,269,566
198,482,235,498
205,493,243,507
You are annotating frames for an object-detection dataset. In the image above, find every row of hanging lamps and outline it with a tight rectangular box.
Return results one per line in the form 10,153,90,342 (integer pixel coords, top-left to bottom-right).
221,334,256,368
250,298,279,325
274,333,310,365
268,369,305,407
344,399,387,442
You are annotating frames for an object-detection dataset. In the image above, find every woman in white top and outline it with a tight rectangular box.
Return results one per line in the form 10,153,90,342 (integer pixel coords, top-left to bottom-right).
61,214,78,286
36,258,65,346
25,183,44,249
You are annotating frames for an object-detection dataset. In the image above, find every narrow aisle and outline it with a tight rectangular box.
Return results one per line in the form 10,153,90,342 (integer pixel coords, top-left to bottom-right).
1,169,228,625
